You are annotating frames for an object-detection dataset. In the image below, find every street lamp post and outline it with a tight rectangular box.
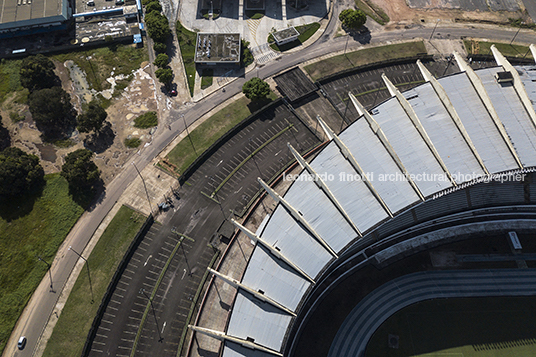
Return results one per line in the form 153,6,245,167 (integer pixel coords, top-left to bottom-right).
132,162,154,216
429,19,440,40
37,256,54,292
182,114,197,156
68,246,94,303
140,288,164,342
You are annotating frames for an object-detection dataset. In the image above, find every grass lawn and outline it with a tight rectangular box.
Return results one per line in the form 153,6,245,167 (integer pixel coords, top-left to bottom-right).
201,69,213,89
464,40,533,59
366,296,536,356
304,41,427,81
164,92,277,176
0,174,86,355
355,0,389,25
51,44,148,92
43,205,146,357
134,111,158,128
0,58,23,104
176,21,197,96
245,10,264,19
269,23,321,52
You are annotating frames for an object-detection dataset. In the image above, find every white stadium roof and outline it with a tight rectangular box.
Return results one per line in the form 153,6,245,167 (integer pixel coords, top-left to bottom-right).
192,44,536,356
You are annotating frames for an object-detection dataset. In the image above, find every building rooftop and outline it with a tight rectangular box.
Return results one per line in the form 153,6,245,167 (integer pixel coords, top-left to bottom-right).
272,26,299,43
0,0,69,30
195,33,240,63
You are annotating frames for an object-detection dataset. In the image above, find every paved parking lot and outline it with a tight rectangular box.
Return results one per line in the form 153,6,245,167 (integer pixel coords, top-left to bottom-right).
188,101,320,215
88,222,215,357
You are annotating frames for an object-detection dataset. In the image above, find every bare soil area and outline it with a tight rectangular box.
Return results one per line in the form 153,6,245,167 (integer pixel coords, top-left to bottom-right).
0,60,161,185
371,0,529,28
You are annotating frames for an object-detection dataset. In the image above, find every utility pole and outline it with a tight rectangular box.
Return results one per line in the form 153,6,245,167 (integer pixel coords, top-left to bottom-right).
37,256,54,292
140,288,164,342
68,246,94,303
132,162,154,216
182,114,197,156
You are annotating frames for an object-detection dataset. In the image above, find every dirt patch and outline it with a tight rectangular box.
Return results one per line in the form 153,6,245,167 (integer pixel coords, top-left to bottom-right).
0,60,161,185
370,0,527,27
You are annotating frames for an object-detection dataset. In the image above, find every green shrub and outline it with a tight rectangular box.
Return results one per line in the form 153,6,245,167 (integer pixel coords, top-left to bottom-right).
124,137,141,148
134,111,158,128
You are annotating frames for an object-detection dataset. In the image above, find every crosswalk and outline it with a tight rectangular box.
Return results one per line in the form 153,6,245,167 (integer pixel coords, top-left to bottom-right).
246,18,261,44
250,43,279,65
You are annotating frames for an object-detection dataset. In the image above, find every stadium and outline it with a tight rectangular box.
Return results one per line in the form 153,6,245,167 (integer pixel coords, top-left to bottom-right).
188,44,536,357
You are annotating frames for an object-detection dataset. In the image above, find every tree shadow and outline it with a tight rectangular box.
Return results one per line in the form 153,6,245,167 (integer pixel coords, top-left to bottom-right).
0,124,11,151
347,26,371,45
83,122,115,154
246,97,273,113
68,178,106,210
0,180,45,222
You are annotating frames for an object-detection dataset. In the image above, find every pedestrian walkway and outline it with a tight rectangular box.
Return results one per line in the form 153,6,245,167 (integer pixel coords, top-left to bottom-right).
251,43,279,65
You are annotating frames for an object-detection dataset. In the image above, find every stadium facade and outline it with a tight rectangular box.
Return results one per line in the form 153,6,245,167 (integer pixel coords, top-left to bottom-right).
190,45,536,356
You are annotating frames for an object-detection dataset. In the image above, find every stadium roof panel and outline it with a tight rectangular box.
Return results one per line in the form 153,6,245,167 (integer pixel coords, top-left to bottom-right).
404,82,486,180
241,245,311,311
226,291,293,351
339,119,421,213
477,67,536,167
259,204,333,278
309,142,390,232
372,96,453,196
439,72,519,173
282,173,357,252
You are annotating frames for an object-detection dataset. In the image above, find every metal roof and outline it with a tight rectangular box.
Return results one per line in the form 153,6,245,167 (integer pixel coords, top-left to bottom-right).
477,67,536,167
0,0,69,30
199,49,536,356
226,291,293,351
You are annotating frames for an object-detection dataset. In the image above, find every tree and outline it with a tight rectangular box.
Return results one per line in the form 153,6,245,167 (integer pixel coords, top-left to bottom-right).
145,1,162,13
77,101,108,133
28,86,77,139
0,147,44,197
153,42,167,54
339,9,366,30
242,77,270,101
145,11,170,44
241,39,254,67
0,116,10,151
155,68,173,87
153,53,169,68
61,149,100,191
20,54,58,91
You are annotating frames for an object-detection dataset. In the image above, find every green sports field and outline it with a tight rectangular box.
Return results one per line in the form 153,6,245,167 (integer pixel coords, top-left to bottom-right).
366,296,536,357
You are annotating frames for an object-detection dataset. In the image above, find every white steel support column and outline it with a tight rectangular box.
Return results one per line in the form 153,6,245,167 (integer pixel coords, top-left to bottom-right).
491,44,536,132
287,143,362,236
382,73,457,186
316,115,394,218
208,268,296,316
417,60,489,175
188,325,283,356
257,177,338,257
452,51,523,169
230,218,316,283
349,92,425,201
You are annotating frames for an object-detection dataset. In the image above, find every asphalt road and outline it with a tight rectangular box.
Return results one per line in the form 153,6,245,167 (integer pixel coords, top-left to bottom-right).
7,11,536,357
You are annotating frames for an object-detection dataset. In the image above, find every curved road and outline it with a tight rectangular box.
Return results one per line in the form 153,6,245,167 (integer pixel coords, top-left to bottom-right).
327,269,536,357
6,11,536,357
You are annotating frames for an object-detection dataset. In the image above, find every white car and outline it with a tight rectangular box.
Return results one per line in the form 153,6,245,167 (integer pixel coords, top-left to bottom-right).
17,336,26,350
